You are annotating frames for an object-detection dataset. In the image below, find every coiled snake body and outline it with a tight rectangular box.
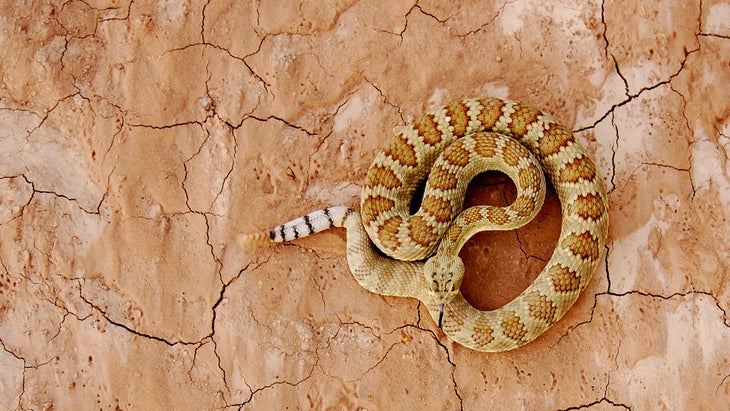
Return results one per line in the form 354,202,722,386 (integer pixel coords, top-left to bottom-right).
242,97,608,352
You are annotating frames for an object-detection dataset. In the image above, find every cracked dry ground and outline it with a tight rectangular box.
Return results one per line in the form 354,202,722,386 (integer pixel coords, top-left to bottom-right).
1,0,729,410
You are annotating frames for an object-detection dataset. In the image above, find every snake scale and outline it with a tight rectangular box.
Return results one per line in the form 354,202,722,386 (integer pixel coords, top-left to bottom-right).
242,97,608,352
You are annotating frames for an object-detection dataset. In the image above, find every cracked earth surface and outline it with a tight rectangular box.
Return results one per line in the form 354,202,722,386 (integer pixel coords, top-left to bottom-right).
1,0,729,409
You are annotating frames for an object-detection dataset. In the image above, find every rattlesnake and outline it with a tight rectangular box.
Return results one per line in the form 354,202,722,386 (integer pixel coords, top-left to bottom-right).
242,97,608,352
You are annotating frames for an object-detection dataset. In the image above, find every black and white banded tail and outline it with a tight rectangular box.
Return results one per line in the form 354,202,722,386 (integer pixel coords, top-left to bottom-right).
240,206,356,246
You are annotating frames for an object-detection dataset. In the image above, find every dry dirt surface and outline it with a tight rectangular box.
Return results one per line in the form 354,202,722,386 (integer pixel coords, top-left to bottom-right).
1,0,730,410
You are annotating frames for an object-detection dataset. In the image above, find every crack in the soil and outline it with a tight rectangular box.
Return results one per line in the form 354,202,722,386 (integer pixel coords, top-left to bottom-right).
0,338,26,410
4,168,111,218
409,0,513,39
27,91,82,134
600,0,630,96
607,112,619,193
247,114,318,137
559,397,632,411
557,288,730,349
226,311,327,409
208,257,274,394
230,365,316,410
77,281,200,346
311,270,331,317
697,0,730,40
189,337,229,398
303,127,335,193
458,0,515,38
0,175,34,223
603,244,613,293
699,32,730,40
667,83,702,198
423,326,464,410
411,4,447,24
578,4,700,133
719,373,730,395
558,337,636,411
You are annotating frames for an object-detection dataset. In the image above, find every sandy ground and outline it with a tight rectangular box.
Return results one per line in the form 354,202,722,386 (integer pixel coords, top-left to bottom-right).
1,0,730,409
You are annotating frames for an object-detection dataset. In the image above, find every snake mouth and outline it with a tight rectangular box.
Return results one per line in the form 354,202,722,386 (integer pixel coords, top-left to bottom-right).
438,303,445,329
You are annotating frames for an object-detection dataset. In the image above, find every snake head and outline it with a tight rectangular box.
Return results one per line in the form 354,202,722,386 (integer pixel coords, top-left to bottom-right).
423,255,465,306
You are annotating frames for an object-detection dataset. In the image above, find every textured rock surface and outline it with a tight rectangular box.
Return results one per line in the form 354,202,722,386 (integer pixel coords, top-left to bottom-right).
1,0,729,409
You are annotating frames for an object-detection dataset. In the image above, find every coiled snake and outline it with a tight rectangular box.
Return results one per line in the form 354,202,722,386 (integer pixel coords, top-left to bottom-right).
242,97,608,352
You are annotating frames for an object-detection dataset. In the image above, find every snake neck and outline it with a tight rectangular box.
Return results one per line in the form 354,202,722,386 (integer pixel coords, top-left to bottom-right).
341,210,427,300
